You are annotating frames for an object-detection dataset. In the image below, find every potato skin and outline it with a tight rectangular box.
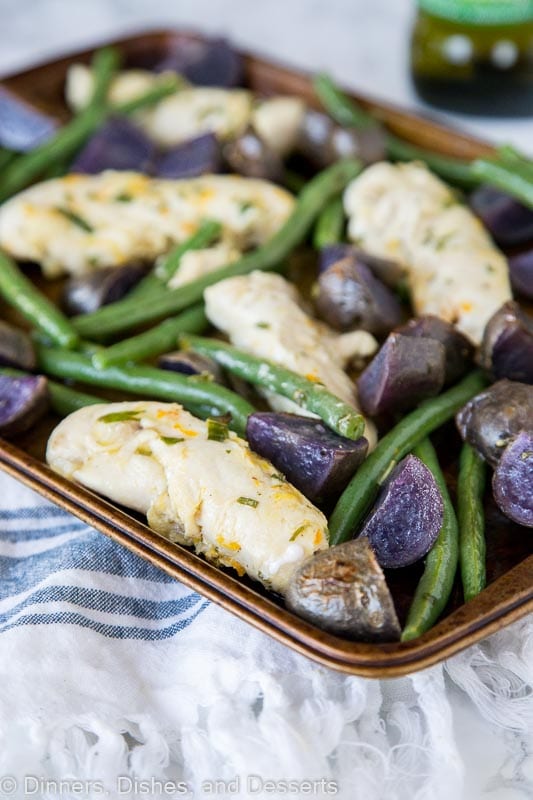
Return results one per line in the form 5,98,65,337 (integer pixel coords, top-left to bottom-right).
285,538,400,642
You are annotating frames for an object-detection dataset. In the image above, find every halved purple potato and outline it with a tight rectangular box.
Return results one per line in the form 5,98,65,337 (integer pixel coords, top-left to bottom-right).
157,350,224,382
481,301,533,384
0,321,35,370
470,184,533,247
456,380,533,467
395,315,474,385
509,248,533,300
0,87,57,151
246,412,368,503
152,38,243,87
285,538,400,641
297,109,386,169
318,243,404,288
154,133,222,179
360,454,444,568
222,129,283,182
0,375,49,436
492,431,533,527
62,263,148,315
357,333,446,416
71,117,154,174
315,255,402,335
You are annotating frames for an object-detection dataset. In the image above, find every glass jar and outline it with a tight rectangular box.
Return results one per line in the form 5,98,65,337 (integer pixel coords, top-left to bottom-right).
411,0,533,115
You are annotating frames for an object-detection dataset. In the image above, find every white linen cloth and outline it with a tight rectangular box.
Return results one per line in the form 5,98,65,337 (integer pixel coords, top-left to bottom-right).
0,470,531,800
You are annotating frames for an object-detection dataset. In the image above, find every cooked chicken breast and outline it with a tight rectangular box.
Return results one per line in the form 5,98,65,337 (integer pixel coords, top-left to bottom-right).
204,271,377,446
344,162,512,344
46,401,328,594
66,64,253,147
0,172,294,278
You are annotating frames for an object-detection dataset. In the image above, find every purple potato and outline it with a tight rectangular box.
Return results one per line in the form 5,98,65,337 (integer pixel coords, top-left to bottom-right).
62,263,148,316
0,87,57,151
360,454,444,568
492,431,533,527
246,412,368,503
456,380,533,467
470,184,533,247
481,301,533,384
297,109,386,169
0,375,49,436
71,117,154,174
222,129,283,182
315,255,402,335
357,333,446,417
157,350,224,382
508,248,533,300
318,243,404,288
153,38,243,87
154,133,222,179
0,321,35,370
395,315,474,385
284,537,400,641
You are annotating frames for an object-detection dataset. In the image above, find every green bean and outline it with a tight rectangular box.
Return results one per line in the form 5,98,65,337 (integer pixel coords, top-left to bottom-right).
401,437,459,641
86,46,122,108
0,367,101,416
126,219,222,302
92,305,208,368
0,147,15,171
36,346,254,437
314,73,377,130
328,371,486,546
0,75,178,203
0,251,79,348
470,158,533,210
314,73,478,188
72,159,363,339
457,442,487,602
181,334,365,440
313,196,345,249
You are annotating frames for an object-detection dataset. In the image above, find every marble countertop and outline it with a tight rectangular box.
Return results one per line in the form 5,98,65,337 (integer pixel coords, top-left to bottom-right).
1,0,532,151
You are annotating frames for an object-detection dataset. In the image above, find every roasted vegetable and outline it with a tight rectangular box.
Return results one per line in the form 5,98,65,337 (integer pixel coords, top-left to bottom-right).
222,129,283,182
154,133,222,179
456,379,533,466
509,247,533,300
71,117,154,174
246,412,368,504
0,87,57,151
285,537,400,641
395,315,474,386
153,37,243,88
329,371,487,546
457,443,487,602
315,254,402,335
492,431,533,527
62,263,148,315
0,320,35,370
0,374,49,436
157,350,223,381
357,333,446,417
319,243,404,288
470,184,533,246
359,454,444,568
481,301,533,384
296,109,386,169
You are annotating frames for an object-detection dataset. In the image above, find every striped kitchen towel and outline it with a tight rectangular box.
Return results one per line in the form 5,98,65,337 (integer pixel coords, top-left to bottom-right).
0,469,531,800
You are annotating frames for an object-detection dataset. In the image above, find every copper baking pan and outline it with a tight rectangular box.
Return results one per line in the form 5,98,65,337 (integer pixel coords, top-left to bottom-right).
0,30,531,677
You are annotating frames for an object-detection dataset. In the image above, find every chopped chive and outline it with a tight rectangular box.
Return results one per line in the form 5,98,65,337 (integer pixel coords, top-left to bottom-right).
98,409,141,423
290,524,308,541
160,436,185,445
207,418,229,441
56,207,94,232
256,321,270,329
270,472,286,482
135,445,152,456
237,496,259,508
239,200,255,214
115,192,133,202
